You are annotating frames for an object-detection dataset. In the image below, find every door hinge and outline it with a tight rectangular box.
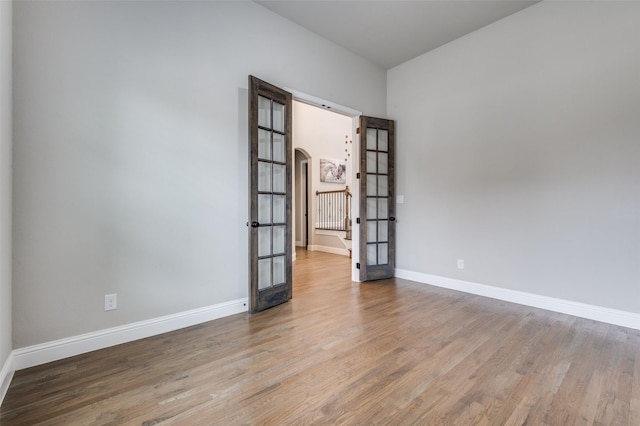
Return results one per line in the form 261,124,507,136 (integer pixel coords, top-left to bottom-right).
356,172,360,179
356,263,361,269
356,218,360,224
356,127,361,134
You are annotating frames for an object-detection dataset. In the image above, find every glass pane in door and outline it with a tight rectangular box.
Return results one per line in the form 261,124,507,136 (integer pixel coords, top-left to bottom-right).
366,151,377,173
273,256,285,285
378,152,388,174
377,176,388,196
258,227,271,257
273,195,286,223
273,226,285,254
273,102,285,132
367,175,377,196
378,221,388,242
366,128,377,150
378,244,389,265
378,130,388,152
258,96,271,128
258,162,271,192
258,194,271,224
258,129,271,160
258,258,271,289
273,164,286,193
377,198,388,219
367,244,377,265
367,198,377,219
273,133,285,162
367,221,377,243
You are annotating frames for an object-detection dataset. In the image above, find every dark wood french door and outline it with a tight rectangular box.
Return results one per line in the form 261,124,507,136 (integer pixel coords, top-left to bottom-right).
359,116,395,281
248,76,293,313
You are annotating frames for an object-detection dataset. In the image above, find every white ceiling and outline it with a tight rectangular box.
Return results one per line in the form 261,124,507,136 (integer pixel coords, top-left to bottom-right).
256,1,540,70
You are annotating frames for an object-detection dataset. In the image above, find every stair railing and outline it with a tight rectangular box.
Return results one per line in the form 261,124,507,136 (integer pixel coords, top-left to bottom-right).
315,186,352,240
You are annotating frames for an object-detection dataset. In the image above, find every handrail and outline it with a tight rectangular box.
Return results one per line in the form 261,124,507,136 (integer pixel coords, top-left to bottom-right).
316,186,352,196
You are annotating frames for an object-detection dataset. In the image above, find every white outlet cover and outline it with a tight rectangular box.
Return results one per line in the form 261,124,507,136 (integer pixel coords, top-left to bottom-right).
105,293,117,311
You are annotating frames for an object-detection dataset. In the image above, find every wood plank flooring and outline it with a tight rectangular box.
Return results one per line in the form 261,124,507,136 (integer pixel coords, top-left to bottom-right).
2,249,640,425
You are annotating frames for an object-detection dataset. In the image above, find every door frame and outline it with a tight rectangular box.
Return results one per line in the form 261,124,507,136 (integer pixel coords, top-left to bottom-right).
294,151,310,249
285,87,363,282
303,160,309,249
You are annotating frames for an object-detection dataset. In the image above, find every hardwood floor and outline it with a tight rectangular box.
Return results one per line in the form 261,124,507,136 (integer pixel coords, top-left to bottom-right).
2,249,640,425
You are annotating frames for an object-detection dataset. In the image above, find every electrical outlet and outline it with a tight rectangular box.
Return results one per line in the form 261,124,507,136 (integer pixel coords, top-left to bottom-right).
457,259,464,270
105,293,117,311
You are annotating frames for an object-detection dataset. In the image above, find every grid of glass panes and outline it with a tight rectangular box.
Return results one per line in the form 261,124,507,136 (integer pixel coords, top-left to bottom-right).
257,96,287,289
365,128,389,266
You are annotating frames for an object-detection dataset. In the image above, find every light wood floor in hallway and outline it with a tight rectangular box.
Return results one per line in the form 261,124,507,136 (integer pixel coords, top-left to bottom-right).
2,249,640,425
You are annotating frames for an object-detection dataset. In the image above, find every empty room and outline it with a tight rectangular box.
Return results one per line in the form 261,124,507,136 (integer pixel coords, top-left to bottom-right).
1,0,639,424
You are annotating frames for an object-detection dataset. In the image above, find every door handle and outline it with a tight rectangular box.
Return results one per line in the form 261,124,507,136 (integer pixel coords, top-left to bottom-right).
389,217,396,222
251,221,260,228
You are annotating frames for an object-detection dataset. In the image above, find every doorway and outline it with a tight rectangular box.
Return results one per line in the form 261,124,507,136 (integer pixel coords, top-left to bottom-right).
294,150,310,250
291,98,359,279
249,78,395,313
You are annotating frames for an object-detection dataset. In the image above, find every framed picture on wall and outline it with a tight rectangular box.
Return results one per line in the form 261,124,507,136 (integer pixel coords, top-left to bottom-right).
320,158,346,184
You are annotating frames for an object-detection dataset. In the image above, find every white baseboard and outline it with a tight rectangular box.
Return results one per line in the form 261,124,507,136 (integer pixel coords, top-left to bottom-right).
394,269,640,330
295,241,304,247
308,245,350,257
0,351,15,407
12,298,249,371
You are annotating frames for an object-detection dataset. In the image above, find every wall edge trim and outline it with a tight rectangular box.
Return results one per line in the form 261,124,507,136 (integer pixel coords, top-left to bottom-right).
0,351,15,408
12,298,249,371
394,269,640,330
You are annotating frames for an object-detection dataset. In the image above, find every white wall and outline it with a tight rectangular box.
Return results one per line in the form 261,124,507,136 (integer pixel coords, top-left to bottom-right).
388,2,640,313
12,1,386,348
0,0,13,388
293,102,354,252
